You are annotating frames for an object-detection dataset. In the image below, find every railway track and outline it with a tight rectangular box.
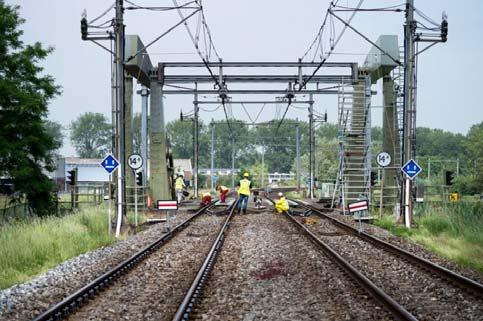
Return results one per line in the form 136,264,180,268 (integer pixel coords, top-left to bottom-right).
174,206,400,320
287,200,483,320
31,201,232,321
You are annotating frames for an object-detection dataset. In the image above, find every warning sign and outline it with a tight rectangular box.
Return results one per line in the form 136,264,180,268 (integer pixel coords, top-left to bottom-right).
449,192,459,202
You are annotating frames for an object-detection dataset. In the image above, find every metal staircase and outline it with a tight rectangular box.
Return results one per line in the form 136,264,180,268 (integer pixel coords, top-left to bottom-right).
391,47,405,167
334,74,372,211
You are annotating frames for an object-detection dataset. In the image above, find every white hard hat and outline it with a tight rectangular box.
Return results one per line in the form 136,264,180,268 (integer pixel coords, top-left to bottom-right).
278,192,283,197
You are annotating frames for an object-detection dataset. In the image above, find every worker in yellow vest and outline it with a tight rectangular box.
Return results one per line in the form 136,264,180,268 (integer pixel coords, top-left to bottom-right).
275,192,289,214
236,172,252,214
175,174,186,203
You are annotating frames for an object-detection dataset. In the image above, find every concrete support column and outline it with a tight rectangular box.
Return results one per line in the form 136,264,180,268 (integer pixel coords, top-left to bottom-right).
124,76,134,194
149,81,170,203
382,76,399,206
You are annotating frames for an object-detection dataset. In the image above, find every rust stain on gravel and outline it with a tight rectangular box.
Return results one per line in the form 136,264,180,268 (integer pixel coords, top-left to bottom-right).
250,261,288,280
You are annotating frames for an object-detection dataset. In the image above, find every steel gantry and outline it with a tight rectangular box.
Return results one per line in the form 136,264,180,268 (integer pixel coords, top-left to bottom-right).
144,60,358,198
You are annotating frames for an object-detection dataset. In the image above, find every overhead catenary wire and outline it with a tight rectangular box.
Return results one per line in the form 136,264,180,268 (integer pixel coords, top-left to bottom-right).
125,0,198,11
88,2,115,24
299,0,365,90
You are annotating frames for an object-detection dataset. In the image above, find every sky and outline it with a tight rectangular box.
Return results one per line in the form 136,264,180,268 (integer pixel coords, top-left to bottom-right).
7,0,483,157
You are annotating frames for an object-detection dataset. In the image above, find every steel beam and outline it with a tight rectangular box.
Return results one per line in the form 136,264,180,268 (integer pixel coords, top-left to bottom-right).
161,75,352,84
194,100,313,105
157,61,356,68
162,89,339,95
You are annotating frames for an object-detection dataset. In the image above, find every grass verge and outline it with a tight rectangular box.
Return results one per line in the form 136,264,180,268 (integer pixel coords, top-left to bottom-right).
0,206,116,290
374,202,483,274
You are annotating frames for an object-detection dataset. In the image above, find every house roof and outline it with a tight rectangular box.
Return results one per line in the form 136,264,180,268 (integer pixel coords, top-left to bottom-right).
64,157,102,165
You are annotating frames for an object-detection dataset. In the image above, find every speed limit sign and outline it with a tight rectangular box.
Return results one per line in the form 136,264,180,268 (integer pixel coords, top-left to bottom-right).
376,152,391,167
127,154,143,170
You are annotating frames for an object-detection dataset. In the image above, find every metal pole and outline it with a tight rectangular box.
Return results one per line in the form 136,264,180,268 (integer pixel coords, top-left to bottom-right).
456,158,460,176
139,86,149,184
114,0,125,238
296,118,300,191
428,158,431,180
379,168,384,219
210,120,215,190
401,0,415,228
134,170,138,227
108,174,112,235
231,138,235,188
261,149,265,189
193,84,199,198
309,94,315,199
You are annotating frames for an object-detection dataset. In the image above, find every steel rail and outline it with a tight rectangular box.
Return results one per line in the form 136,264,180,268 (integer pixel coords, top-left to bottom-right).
264,197,417,320
282,211,418,321
32,202,219,321
172,199,237,321
292,200,483,297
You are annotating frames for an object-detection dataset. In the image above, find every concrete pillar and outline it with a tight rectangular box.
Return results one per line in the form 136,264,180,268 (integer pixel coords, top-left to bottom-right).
382,76,399,206
149,81,170,203
124,76,134,195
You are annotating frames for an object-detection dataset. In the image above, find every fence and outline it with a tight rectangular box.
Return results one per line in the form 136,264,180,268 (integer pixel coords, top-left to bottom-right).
1,185,106,224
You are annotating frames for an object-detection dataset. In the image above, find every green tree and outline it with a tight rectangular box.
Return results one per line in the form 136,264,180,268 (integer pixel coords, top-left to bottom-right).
456,122,483,193
166,119,210,168
70,112,111,158
43,120,63,156
0,2,61,215
254,119,309,172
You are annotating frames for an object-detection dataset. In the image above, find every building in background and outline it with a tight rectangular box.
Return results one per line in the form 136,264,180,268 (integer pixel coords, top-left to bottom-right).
54,157,193,192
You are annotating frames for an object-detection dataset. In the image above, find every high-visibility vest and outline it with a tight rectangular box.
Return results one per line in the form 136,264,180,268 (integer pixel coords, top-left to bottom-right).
238,178,251,196
275,197,289,213
175,177,184,190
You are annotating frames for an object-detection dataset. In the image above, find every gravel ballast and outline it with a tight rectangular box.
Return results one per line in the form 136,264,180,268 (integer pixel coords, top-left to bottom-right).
191,211,393,321
297,213,483,320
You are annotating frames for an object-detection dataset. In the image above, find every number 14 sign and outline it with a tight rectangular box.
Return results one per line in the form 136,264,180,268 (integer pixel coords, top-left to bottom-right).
128,154,143,171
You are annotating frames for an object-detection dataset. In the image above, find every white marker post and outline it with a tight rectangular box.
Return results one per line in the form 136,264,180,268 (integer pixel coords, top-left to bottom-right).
376,152,391,220
127,154,143,229
100,154,120,237
108,174,112,235
134,169,138,227
115,163,123,237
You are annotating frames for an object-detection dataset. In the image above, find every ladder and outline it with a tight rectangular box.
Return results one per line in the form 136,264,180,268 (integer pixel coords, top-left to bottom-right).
334,75,372,210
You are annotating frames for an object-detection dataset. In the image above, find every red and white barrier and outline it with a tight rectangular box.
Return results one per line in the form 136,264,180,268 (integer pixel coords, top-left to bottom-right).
348,200,368,213
157,200,178,210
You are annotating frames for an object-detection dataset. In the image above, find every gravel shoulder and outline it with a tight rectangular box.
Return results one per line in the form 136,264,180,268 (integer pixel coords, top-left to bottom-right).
297,215,483,321
311,204,483,284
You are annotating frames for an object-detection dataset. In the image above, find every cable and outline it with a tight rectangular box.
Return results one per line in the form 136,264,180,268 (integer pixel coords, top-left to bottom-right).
415,8,440,27
253,103,266,124
172,0,220,87
88,2,115,24
333,3,404,11
200,104,222,112
300,0,364,90
240,103,255,123
125,0,198,11
275,99,293,134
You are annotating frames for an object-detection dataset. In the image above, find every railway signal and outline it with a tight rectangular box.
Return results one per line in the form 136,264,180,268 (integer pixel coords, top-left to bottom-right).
136,171,143,186
67,168,77,186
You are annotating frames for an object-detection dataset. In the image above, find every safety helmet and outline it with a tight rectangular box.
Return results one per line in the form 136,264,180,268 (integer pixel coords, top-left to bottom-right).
243,172,249,177
278,192,283,197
